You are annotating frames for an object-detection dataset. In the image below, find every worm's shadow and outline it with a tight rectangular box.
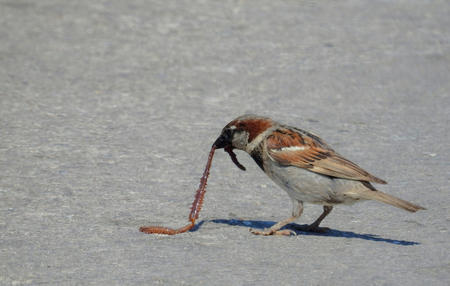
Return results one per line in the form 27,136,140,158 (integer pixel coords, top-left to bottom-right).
204,219,419,246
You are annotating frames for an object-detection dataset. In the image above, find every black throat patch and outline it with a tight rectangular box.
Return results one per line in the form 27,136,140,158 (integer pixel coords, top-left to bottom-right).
250,144,265,171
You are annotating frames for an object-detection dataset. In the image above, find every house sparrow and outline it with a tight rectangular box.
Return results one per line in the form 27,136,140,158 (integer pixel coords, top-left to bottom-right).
213,114,425,236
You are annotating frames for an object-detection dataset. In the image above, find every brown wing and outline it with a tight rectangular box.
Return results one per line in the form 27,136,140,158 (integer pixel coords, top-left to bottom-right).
266,127,387,184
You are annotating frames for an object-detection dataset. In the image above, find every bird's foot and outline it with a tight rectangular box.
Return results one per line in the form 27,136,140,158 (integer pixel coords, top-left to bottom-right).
249,228,296,236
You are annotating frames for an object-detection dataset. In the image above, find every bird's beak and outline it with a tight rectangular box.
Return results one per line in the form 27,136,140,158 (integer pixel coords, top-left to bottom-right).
213,134,229,149
213,133,246,171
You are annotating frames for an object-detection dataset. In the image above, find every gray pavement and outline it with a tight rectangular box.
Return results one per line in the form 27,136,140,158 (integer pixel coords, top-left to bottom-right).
1,0,449,285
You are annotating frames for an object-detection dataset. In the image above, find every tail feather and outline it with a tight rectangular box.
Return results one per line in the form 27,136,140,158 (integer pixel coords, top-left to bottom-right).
359,190,426,212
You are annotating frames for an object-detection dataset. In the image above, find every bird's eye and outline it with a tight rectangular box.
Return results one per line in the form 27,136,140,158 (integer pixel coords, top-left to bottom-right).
224,128,233,139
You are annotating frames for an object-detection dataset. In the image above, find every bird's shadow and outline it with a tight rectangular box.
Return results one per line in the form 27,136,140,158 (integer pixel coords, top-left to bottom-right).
195,219,419,246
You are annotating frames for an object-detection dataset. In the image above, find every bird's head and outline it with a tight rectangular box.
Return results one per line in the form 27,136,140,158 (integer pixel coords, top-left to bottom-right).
213,114,274,170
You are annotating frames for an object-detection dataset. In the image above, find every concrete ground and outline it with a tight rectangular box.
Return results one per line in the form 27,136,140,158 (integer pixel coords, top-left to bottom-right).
1,0,449,285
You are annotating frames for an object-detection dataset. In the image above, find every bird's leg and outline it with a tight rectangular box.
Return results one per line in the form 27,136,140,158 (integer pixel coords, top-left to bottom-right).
296,205,332,233
250,200,303,236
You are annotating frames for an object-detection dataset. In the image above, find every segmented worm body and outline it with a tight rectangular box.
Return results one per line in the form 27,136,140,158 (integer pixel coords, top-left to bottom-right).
139,146,216,235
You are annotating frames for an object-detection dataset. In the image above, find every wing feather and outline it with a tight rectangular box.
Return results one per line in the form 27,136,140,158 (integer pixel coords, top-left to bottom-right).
266,127,386,184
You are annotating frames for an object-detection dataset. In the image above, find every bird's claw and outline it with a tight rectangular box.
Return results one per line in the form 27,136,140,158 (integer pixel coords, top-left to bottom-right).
249,228,296,236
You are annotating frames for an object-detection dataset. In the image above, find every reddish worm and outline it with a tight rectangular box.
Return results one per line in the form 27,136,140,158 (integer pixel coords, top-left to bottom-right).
139,145,217,235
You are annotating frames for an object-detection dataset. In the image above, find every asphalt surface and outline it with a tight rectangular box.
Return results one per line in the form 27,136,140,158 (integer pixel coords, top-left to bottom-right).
1,0,449,285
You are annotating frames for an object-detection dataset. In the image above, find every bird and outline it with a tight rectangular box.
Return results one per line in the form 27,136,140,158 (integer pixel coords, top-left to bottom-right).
212,114,425,236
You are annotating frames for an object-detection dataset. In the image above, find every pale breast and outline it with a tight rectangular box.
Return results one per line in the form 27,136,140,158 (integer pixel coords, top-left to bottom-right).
264,161,366,205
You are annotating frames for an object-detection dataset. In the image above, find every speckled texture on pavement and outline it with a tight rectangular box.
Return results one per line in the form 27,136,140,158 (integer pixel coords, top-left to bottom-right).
1,1,449,285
